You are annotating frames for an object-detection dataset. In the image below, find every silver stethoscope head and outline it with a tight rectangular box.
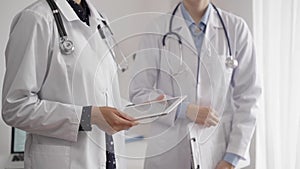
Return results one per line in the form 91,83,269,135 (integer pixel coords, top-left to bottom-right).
47,0,129,72
46,0,75,55
59,36,75,55
225,55,238,69
162,2,239,76
211,3,239,69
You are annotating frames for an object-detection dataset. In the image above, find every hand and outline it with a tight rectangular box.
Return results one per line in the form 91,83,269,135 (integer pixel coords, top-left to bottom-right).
154,94,165,101
186,104,219,127
146,94,165,103
215,160,235,169
91,106,138,135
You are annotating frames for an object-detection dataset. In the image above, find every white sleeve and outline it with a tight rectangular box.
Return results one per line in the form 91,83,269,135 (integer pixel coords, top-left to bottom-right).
2,10,82,142
226,19,262,158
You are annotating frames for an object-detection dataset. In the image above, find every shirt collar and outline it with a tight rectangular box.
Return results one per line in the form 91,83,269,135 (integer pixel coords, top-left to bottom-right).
180,3,212,33
67,0,90,25
54,0,105,22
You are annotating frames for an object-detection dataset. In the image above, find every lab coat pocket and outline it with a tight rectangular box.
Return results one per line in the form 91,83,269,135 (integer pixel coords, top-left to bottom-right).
30,144,70,169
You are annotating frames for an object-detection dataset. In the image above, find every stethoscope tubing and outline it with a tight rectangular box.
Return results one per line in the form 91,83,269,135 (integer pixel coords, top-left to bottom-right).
46,0,67,38
161,2,237,98
211,3,232,56
163,3,233,148
46,0,129,71
162,2,232,56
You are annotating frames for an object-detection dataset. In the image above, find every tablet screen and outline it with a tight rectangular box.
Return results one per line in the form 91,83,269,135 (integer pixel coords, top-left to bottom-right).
124,96,186,121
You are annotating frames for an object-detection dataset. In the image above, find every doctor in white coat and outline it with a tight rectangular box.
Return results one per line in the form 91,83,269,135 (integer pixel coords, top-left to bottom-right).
2,0,137,169
129,0,261,169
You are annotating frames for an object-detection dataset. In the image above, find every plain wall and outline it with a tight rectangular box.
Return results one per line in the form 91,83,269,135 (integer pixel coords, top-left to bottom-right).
0,0,254,168
213,0,253,32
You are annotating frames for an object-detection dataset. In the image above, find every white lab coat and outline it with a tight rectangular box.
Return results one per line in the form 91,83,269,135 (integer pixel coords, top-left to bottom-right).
2,0,126,169
129,4,261,169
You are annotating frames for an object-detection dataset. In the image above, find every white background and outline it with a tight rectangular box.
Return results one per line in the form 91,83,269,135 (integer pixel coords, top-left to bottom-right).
0,0,253,168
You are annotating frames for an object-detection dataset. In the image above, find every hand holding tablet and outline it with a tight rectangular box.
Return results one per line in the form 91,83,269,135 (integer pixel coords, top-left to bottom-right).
124,96,187,121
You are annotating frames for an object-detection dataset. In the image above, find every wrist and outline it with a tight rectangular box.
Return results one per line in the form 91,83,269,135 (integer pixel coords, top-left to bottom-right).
91,106,100,125
176,101,190,119
223,153,241,167
186,104,197,119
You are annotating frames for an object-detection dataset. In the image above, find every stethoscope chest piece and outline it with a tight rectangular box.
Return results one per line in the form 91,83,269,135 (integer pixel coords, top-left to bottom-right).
60,36,75,55
225,56,238,69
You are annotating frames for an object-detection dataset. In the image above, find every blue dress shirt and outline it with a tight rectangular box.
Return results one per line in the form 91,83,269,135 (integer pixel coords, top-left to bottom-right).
178,3,241,167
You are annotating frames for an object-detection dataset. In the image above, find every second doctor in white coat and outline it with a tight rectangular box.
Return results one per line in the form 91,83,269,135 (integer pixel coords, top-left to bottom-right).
129,0,261,169
2,0,137,169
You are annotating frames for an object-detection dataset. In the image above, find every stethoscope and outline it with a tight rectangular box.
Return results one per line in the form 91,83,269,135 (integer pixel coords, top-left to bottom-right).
45,0,129,72
162,2,238,71
162,4,236,168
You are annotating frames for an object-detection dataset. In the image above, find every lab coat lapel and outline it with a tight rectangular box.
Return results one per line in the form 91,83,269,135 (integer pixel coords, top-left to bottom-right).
201,8,222,58
85,0,106,28
54,0,79,22
54,0,104,28
199,8,225,106
171,5,197,54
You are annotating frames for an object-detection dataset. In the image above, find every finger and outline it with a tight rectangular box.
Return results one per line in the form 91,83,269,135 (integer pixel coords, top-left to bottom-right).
209,110,220,123
132,121,139,126
145,94,165,103
116,111,136,121
208,114,219,125
110,109,128,119
155,94,165,101
114,116,136,130
204,121,211,127
210,114,220,123
114,111,139,125
205,118,218,126
204,113,218,126
120,122,138,130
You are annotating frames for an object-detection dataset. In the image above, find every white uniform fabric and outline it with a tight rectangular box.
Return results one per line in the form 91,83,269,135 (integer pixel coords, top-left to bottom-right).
129,4,261,169
2,0,126,169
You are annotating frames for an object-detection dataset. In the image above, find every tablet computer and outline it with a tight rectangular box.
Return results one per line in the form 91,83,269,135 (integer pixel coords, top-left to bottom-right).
124,96,187,121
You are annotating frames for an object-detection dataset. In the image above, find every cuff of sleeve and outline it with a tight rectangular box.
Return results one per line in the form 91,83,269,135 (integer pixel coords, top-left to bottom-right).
223,152,241,167
176,101,189,119
79,106,92,131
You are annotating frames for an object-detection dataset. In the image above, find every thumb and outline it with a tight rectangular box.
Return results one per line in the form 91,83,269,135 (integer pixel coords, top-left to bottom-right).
155,94,165,101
